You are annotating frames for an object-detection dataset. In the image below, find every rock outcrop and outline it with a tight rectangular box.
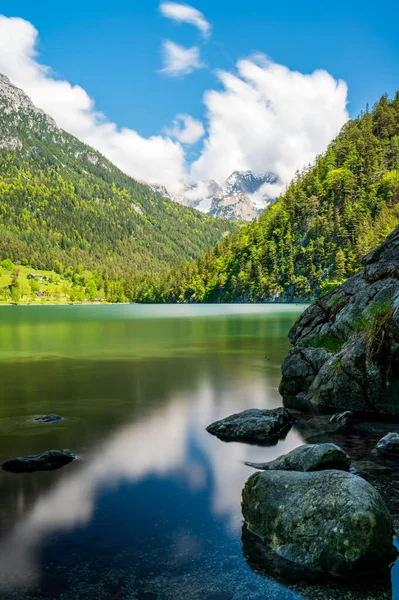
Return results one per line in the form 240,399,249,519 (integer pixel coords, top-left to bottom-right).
280,226,399,415
242,469,397,577
2,449,76,473
206,407,293,443
245,442,350,472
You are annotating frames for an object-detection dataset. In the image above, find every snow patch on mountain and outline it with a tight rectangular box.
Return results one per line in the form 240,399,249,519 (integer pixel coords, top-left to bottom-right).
158,170,280,221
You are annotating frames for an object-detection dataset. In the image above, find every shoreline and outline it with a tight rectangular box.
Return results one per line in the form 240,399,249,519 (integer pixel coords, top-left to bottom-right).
0,300,310,307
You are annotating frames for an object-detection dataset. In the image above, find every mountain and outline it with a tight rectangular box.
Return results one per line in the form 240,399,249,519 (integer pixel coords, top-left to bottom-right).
207,171,278,220
152,171,278,221
135,93,399,303
0,74,239,295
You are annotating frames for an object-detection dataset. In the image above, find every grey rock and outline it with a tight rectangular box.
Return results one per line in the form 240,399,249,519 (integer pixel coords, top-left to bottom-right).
2,449,76,473
206,407,293,443
242,525,394,599
376,432,399,455
34,413,63,423
329,411,354,429
363,226,399,282
279,347,331,405
242,469,396,577
245,443,350,472
280,226,399,416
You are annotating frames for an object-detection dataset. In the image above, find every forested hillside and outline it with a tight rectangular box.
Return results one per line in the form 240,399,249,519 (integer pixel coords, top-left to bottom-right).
0,75,238,302
135,94,399,303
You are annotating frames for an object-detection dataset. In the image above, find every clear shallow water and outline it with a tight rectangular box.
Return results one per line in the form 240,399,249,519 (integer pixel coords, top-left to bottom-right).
0,304,396,600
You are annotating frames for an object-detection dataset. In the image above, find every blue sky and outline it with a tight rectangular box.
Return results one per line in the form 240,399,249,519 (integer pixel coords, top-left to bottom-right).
0,1,398,194
1,0,398,135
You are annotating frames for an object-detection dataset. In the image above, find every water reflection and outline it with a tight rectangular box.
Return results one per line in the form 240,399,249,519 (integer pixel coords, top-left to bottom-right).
0,379,305,592
0,305,395,600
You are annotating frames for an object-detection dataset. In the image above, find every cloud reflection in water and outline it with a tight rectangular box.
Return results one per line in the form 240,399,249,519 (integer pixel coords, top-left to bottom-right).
0,379,304,591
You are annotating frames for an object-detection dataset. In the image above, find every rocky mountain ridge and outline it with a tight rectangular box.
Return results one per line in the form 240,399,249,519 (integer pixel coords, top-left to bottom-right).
151,170,278,221
0,74,58,149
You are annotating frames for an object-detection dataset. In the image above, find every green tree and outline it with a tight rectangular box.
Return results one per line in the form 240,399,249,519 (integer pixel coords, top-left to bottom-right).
9,285,20,304
137,93,399,303
333,249,346,281
85,278,98,301
11,267,19,288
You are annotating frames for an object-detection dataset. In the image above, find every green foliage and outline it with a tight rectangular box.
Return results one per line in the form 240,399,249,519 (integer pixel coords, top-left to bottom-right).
85,278,98,301
364,299,394,361
333,249,346,281
137,93,399,303
0,87,239,302
9,285,20,305
308,334,344,354
1,258,13,270
348,298,394,365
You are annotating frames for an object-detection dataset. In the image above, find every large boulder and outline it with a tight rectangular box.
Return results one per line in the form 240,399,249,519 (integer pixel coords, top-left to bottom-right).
206,407,293,443
280,226,399,416
242,525,395,600
245,443,350,472
2,449,76,473
242,469,396,577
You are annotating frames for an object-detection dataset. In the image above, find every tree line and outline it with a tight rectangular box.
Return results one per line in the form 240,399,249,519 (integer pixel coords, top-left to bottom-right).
133,94,399,303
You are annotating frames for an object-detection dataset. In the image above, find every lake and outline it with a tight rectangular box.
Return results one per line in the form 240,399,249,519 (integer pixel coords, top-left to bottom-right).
0,304,397,600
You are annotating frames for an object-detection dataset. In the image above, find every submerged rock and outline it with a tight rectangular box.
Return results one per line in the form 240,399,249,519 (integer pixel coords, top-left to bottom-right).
245,443,350,472
206,407,293,444
280,226,399,416
376,432,399,455
242,469,396,577
350,461,393,478
329,411,354,429
242,525,395,600
34,414,63,423
1,449,76,473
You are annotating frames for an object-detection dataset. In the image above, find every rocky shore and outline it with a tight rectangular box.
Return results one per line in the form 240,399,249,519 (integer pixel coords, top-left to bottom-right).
280,226,399,416
206,405,399,598
205,228,399,597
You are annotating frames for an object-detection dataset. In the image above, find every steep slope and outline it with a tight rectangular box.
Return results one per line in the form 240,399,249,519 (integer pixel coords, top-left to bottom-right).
0,74,239,285
136,93,399,303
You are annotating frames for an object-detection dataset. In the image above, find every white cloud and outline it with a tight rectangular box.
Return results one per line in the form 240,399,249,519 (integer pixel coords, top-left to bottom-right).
0,15,187,195
160,40,205,77
165,113,205,144
159,2,211,39
0,15,349,202
191,54,349,195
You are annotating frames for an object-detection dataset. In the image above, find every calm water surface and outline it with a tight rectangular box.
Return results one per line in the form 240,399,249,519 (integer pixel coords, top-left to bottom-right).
0,305,396,600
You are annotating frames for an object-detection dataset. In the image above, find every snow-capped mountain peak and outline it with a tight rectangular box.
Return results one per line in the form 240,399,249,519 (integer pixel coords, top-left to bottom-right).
219,170,277,198
148,169,279,221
